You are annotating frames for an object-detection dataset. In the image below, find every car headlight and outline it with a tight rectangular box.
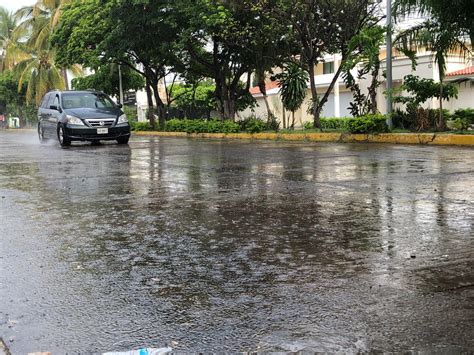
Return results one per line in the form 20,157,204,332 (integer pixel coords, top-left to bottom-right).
67,115,84,126
117,114,128,124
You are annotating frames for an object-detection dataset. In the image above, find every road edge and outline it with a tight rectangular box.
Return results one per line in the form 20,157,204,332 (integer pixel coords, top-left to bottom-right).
134,131,474,146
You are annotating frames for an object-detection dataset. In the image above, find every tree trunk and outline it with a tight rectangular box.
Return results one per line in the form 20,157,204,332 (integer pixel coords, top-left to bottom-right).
282,106,286,129
152,83,166,129
145,78,155,129
308,62,320,129
368,59,381,114
61,68,69,90
258,76,274,120
438,78,445,131
291,111,295,130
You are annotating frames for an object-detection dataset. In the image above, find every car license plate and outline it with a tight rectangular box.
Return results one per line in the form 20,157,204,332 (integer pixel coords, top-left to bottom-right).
97,128,108,134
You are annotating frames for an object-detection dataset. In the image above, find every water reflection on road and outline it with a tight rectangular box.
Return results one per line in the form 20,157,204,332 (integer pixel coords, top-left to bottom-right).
1,131,473,353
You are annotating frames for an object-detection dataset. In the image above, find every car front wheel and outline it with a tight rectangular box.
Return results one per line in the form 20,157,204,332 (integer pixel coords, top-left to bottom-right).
58,125,71,147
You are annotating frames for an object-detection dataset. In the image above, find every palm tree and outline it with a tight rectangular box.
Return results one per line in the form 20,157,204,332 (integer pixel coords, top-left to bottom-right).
277,63,309,130
0,6,17,71
4,0,80,105
395,21,470,130
394,0,472,130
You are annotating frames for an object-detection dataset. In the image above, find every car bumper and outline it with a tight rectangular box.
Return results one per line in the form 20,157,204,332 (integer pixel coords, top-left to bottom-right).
65,125,131,141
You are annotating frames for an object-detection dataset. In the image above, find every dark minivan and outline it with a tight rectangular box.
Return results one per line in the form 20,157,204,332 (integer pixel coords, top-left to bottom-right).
38,90,131,146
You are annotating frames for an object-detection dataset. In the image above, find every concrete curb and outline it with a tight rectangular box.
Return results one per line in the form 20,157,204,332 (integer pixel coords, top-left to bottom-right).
134,131,474,146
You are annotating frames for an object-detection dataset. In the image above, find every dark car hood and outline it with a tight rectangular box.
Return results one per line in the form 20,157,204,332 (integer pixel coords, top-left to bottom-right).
64,108,121,119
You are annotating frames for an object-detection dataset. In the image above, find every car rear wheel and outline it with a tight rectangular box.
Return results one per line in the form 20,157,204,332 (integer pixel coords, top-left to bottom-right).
38,125,48,144
117,137,129,145
58,125,71,147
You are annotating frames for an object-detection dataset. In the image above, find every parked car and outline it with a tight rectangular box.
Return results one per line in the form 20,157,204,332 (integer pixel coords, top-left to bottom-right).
37,90,131,147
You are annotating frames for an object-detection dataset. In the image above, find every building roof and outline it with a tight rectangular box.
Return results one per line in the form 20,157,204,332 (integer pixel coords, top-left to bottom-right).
249,81,280,95
446,66,474,77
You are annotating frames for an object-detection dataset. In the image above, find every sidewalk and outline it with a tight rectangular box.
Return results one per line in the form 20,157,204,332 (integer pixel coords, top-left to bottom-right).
134,131,474,146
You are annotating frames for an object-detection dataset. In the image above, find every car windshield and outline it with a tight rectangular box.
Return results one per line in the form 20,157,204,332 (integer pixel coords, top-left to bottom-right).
62,92,116,109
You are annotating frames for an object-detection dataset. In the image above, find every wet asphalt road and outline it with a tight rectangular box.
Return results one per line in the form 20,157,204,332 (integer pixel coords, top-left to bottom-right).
0,130,473,353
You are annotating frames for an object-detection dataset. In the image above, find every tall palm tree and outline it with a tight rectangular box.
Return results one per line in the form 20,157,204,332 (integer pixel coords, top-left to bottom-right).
395,21,470,130
0,6,17,71
4,0,80,105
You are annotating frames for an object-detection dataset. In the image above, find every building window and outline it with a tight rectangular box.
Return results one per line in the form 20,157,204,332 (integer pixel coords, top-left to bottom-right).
323,61,334,74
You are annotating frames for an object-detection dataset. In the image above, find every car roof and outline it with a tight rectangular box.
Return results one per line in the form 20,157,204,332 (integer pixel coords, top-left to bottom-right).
46,90,105,95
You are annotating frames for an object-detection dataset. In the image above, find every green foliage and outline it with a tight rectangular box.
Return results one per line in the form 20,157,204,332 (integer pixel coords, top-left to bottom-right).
303,121,313,130
276,63,308,113
346,114,389,134
165,119,240,134
72,64,144,97
122,105,137,120
448,117,470,131
171,82,215,112
130,121,151,132
452,108,474,124
392,108,453,131
446,108,474,131
343,26,385,116
239,116,266,133
266,115,280,132
320,118,350,131
394,75,458,110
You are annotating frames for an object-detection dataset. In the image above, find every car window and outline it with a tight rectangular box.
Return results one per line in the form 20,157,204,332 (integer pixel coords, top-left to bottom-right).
52,95,60,108
46,94,56,108
40,94,51,109
62,93,116,109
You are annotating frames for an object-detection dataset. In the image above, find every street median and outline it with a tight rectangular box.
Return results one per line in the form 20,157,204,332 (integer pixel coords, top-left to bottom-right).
134,131,474,146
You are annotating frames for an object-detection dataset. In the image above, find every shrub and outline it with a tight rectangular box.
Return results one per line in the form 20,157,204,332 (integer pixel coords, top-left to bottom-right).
448,118,470,131
239,116,267,133
320,118,349,130
164,119,239,134
130,121,151,131
452,108,474,124
266,115,281,132
346,114,389,134
303,121,313,130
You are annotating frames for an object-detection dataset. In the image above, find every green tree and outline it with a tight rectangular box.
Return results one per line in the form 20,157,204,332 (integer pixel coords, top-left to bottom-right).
265,0,382,129
175,0,275,120
276,63,309,129
72,63,144,97
342,26,385,116
170,81,216,114
394,21,470,130
394,0,474,44
0,6,16,71
53,0,181,129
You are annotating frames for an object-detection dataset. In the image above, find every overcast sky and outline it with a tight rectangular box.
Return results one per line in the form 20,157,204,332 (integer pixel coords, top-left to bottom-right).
0,0,35,13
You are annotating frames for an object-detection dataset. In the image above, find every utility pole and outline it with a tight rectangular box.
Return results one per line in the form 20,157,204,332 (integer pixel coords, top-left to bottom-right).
118,64,124,106
386,0,393,129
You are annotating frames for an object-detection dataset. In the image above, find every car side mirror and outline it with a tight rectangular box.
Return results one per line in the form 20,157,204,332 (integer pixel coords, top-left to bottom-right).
117,104,123,109
50,105,63,113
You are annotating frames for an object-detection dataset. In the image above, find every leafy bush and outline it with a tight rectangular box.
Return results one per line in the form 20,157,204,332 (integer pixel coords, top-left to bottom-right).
448,118,470,131
239,116,267,133
452,108,474,124
266,115,281,132
320,118,350,130
165,119,239,134
303,121,313,130
346,114,389,134
392,108,451,132
122,105,137,120
130,121,151,131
